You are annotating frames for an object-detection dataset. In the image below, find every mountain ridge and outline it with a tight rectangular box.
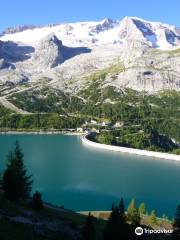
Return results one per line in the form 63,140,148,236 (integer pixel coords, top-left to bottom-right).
0,16,179,97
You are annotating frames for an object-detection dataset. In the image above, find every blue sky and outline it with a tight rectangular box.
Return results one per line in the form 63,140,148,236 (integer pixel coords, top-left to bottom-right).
1,0,179,31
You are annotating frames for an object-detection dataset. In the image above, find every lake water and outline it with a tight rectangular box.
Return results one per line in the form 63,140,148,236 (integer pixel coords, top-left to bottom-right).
0,134,179,217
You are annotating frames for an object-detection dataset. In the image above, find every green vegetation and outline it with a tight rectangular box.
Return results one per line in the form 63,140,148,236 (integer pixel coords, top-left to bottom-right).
139,202,146,215
85,61,125,82
0,104,14,115
172,149,180,155
94,126,179,154
8,87,68,113
173,205,180,239
0,113,86,130
1,88,180,154
2,141,32,201
1,64,180,154
31,191,43,210
103,201,132,240
82,213,96,240
148,210,158,226
127,198,140,225
80,62,124,102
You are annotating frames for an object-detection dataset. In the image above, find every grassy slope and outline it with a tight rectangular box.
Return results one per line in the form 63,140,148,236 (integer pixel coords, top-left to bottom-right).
0,191,172,240
0,191,107,240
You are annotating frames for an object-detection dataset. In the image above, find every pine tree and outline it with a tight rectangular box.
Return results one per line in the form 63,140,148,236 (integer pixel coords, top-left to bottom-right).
2,168,17,201
149,210,157,226
127,199,140,226
173,205,180,240
104,206,121,240
2,141,33,201
104,203,132,240
119,198,125,222
127,199,135,219
82,212,96,240
139,202,146,215
127,198,136,220
31,191,43,210
131,208,140,226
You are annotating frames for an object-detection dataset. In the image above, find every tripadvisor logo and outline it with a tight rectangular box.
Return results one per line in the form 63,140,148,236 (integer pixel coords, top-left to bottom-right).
135,227,143,235
135,227,173,235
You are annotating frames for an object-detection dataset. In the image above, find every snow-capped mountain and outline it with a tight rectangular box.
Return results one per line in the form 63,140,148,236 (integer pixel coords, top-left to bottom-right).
0,16,180,96
1,17,179,48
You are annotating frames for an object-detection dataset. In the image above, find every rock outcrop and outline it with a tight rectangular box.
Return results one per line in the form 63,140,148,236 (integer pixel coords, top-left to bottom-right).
33,33,63,68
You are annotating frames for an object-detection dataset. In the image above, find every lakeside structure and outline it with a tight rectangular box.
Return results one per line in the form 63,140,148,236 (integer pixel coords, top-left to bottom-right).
82,134,180,161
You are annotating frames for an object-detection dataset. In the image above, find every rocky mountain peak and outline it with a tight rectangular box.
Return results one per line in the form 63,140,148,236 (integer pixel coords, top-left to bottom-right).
33,33,63,68
89,17,116,34
42,33,62,46
119,16,145,41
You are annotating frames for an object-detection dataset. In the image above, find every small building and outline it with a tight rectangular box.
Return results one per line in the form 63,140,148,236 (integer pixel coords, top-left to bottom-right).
114,121,124,128
91,120,97,124
101,122,107,127
77,128,83,132
91,128,100,133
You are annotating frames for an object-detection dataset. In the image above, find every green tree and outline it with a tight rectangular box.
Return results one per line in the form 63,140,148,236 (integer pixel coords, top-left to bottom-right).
82,212,96,240
104,206,121,240
148,210,157,226
127,199,140,225
127,199,135,220
173,205,180,240
31,191,43,210
139,202,146,215
119,198,125,222
131,208,140,226
2,141,32,201
104,204,131,240
97,132,115,145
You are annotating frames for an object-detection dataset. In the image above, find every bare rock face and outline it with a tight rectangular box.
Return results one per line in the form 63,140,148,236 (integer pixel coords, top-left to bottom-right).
33,33,63,68
110,49,180,92
89,18,117,34
119,17,142,39
0,17,180,93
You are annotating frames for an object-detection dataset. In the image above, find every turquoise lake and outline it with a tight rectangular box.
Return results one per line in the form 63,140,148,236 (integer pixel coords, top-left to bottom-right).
0,134,179,217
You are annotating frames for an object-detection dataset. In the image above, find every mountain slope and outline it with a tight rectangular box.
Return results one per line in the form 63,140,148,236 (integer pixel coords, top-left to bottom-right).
0,16,179,96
